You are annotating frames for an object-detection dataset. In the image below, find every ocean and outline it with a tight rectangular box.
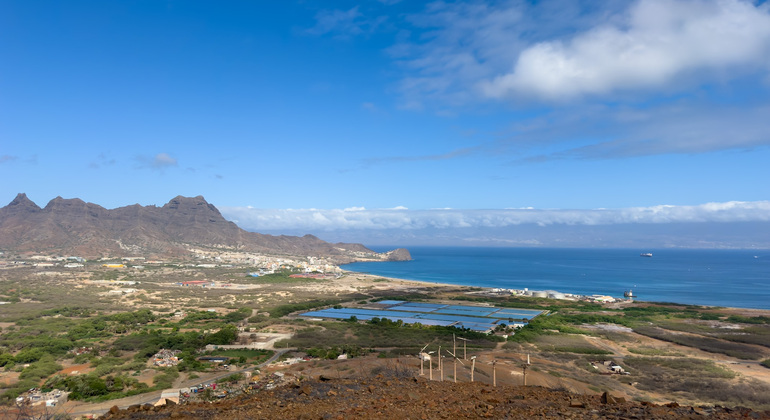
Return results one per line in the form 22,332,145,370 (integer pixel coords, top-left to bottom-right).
342,247,770,310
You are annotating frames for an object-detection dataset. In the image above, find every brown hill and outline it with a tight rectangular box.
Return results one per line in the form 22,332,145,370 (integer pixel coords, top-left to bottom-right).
0,193,410,263
101,376,769,420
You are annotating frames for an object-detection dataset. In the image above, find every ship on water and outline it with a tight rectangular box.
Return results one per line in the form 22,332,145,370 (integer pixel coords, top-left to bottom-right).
640,252,653,257
624,290,637,298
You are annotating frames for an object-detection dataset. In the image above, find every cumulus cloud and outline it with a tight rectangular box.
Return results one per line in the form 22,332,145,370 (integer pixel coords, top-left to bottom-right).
482,0,770,100
221,201,770,232
391,0,770,105
390,0,632,108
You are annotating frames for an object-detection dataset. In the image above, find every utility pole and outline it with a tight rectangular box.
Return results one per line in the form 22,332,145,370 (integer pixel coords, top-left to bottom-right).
453,354,457,383
522,353,531,386
492,359,497,387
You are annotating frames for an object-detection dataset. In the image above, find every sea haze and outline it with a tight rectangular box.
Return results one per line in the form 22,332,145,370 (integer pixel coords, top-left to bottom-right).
343,247,770,310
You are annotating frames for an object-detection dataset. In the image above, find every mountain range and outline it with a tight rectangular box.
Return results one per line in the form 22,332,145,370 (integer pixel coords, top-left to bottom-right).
0,193,410,263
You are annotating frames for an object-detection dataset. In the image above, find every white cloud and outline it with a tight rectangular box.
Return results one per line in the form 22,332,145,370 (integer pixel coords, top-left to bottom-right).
134,153,178,171
390,0,770,105
482,0,770,100
152,153,178,169
221,201,770,232
389,0,629,108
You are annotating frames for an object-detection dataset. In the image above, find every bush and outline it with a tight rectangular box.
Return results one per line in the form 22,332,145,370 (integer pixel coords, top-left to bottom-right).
216,373,244,383
19,356,62,381
223,308,252,323
14,348,46,363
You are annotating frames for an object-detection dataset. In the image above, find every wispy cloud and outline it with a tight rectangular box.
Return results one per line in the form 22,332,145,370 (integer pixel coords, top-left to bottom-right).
88,153,117,169
134,153,178,171
0,155,18,164
221,201,770,232
503,102,770,162
361,145,481,167
306,6,386,39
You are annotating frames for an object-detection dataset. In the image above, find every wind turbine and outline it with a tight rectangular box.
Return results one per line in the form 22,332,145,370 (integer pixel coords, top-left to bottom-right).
457,337,470,360
419,343,430,376
438,345,443,381
427,350,435,380
446,349,464,383
419,342,436,381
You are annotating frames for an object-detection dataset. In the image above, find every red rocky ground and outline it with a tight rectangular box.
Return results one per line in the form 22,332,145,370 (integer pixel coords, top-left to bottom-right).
101,375,770,420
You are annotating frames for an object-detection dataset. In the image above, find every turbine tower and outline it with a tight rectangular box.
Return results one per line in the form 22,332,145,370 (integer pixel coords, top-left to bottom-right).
446,349,464,383
457,337,470,360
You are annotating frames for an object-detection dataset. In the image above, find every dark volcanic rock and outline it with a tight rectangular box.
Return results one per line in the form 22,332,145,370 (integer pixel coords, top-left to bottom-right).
0,194,406,263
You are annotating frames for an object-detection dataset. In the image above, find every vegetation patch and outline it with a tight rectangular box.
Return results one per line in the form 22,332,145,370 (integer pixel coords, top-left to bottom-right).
627,347,683,357
201,349,273,364
633,325,765,360
624,357,770,409
268,299,348,318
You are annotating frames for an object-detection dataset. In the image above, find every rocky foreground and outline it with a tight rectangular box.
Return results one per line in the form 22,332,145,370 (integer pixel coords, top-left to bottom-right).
101,376,769,420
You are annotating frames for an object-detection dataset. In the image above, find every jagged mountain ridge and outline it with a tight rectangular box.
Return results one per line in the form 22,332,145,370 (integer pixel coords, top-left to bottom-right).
0,193,410,263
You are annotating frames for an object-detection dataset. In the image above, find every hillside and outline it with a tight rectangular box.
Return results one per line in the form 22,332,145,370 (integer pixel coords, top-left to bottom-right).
0,193,410,263
100,375,768,420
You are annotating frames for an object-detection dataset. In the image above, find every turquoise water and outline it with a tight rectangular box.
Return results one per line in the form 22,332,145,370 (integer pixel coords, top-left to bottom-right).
343,247,770,310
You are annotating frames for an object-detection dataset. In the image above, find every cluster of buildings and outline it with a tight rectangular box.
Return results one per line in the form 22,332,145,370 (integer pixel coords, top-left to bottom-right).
479,288,629,304
15,389,68,408
1,249,344,276
152,349,182,367
188,248,343,274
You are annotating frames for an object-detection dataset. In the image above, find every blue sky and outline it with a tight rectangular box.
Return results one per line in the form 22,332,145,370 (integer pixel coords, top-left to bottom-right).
2,0,770,246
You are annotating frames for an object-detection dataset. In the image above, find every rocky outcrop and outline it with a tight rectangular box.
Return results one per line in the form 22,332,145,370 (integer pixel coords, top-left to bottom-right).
384,248,412,261
0,194,407,263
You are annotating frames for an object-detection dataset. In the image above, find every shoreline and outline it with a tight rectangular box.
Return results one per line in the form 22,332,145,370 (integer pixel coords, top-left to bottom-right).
341,247,770,311
340,269,770,315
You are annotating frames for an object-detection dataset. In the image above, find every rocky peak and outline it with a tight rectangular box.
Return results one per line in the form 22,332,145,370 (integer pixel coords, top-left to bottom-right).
162,195,223,218
5,193,41,212
42,196,106,216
